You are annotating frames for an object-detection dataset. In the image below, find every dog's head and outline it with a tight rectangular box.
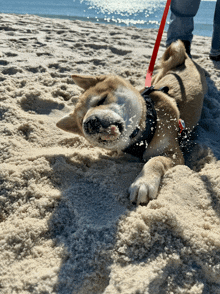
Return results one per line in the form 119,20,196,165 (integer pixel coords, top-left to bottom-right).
56,75,146,151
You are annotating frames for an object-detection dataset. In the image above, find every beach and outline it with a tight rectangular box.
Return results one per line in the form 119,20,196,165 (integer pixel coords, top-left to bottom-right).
0,0,217,36
0,12,220,293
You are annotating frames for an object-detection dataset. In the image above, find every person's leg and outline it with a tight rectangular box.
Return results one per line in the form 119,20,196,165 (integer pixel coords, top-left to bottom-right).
166,0,201,47
210,0,220,60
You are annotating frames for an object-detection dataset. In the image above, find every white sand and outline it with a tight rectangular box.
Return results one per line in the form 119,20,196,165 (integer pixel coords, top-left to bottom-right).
0,13,220,294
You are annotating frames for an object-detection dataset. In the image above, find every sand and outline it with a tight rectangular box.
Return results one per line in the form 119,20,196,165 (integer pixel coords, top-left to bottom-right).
0,12,220,294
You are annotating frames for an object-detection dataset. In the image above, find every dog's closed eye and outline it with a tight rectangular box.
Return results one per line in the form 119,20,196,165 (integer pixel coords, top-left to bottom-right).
96,95,108,106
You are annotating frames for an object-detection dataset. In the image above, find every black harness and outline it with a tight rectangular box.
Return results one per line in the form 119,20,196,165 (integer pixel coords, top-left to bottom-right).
123,86,169,159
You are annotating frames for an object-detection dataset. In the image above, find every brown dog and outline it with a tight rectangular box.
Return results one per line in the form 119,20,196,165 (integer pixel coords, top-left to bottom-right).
56,40,207,205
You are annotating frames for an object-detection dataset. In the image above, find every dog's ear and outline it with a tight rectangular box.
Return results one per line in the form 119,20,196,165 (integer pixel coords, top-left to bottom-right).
72,74,106,90
56,113,82,135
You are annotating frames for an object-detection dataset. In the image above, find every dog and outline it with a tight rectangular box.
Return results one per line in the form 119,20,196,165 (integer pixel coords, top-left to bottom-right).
56,40,207,205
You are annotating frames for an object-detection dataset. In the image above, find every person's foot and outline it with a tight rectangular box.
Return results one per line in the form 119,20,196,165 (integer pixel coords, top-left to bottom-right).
181,40,191,58
209,48,220,61
167,40,191,58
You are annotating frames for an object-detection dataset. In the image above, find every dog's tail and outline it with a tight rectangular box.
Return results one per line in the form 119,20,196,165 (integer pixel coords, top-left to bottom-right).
152,40,186,85
161,40,186,71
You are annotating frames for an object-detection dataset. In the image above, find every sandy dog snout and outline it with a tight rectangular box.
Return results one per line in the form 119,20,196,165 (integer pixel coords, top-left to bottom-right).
83,109,123,141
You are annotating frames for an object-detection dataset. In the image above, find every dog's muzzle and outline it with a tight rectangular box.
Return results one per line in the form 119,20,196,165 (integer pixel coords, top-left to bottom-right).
83,115,123,140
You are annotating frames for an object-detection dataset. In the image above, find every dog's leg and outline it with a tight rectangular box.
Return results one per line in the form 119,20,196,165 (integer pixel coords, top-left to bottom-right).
129,153,183,205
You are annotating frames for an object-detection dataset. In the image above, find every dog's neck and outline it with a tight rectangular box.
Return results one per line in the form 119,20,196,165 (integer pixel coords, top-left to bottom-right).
123,86,169,159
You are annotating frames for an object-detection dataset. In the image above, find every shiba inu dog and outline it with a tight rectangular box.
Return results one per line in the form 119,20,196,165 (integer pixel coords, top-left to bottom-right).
56,40,207,205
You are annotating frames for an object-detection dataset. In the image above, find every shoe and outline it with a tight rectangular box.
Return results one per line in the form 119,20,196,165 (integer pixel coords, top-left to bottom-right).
209,54,220,61
181,40,191,58
166,40,192,58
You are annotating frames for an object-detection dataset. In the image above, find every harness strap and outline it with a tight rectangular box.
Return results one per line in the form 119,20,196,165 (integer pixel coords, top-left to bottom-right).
129,86,168,141
123,87,159,159
123,86,186,159
123,95,157,159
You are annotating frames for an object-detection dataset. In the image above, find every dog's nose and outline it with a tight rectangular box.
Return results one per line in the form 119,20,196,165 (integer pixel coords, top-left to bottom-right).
84,116,103,134
84,116,123,135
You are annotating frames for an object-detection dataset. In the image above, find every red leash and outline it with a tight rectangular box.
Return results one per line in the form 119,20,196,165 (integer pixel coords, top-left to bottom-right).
145,0,172,87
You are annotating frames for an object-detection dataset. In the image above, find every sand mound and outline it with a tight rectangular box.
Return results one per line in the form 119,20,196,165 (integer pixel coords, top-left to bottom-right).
1,13,220,294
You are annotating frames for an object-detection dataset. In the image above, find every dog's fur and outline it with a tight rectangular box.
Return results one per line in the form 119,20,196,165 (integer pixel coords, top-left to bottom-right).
56,40,207,205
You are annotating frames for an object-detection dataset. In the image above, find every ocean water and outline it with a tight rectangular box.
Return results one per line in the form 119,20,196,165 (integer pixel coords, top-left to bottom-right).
0,0,217,37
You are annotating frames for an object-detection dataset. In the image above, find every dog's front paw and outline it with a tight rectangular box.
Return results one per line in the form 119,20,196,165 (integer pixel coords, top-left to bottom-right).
129,175,161,205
